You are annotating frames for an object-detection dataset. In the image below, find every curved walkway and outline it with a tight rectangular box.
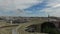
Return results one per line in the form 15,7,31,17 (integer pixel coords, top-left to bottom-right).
16,21,47,34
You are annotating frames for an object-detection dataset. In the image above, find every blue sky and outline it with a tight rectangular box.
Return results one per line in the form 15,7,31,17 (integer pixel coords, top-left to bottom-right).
0,0,60,17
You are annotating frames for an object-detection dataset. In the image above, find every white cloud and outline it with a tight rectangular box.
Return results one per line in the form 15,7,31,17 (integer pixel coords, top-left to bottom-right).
1,0,60,17
14,0,43,9
40,0,60,17
52,4,60,8
0,0,42,9
0,0,43,15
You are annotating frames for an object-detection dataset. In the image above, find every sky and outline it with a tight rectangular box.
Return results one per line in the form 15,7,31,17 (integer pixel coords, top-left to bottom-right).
0,0,60,17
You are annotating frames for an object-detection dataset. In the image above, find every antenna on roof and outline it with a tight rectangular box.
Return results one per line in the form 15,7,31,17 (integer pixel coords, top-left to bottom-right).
48,14,50,22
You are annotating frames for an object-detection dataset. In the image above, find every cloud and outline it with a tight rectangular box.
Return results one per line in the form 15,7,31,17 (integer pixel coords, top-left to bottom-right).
0,0,60,17
0,0,42,9
24,0,49,11
14,0,43,9
0,0,42,12
42,0,60,17
51,4,60,8
20,0,60,17
0,0,44,16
